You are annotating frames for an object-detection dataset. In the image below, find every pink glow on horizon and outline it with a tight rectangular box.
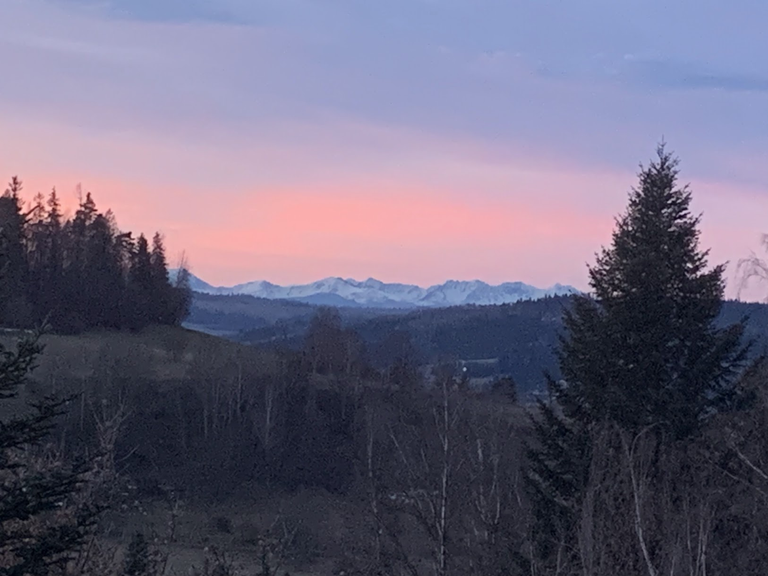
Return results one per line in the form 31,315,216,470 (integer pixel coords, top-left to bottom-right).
1,0,766,302
8,170,765,301
7,174,614,289
2,118,765,298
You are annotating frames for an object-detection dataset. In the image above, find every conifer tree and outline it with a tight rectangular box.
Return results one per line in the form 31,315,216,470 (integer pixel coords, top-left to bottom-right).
2,176,190,332
0,178,31,327
149,233,171,324
525,144,749,571
83,212,124,328
149,233,169,285
58,191,98,331
128,234,153,329
130,234,152,290
0,334,100,574
557,144,747,435
67,191,97,274
40,190,64,325
26,193,47,311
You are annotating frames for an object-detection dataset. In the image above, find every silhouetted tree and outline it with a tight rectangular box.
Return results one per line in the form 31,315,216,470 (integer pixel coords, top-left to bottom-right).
34,190,65,326
0,334,101,574
0,178,32,327
126,234,153,329
149,233,176,325
83,212,124,328
1,176,190,332
525,144,750,573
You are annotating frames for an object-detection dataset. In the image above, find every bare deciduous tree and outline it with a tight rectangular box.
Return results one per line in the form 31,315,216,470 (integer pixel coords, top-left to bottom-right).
737,233,768,302
382,373,467,576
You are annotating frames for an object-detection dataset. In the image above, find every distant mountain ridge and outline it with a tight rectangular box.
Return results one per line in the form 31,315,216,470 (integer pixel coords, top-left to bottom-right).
172,271,580,308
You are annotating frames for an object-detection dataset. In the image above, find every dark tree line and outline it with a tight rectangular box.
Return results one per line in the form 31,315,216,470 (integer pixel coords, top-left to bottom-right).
0,177,190,333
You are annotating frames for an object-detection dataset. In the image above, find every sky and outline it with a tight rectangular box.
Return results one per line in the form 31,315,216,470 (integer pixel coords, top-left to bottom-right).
0,0,766,298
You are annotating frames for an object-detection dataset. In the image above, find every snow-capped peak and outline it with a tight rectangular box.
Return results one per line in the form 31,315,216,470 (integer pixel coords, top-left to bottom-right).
171,271,579,308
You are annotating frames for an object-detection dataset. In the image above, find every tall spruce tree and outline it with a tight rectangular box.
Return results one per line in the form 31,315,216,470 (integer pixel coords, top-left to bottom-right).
558,144,748,435
38,190,65,326
149,233,171,324
0,178,31,327
83,212,124,328
525,144,749,571
128,234,153,329
25,194,47,320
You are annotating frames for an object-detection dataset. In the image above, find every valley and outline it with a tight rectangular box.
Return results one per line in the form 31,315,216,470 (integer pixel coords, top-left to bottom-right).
185,291,768,396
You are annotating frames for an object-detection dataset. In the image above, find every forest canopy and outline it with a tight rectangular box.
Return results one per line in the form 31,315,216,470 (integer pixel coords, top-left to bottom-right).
0,177,191,333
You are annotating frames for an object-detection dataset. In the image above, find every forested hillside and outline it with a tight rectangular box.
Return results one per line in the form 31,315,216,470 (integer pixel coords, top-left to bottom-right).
0,177,191,333
186,292,403,337
230,295,768,395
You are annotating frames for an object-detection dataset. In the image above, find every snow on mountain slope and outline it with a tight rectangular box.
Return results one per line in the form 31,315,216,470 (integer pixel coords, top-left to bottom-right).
169,271,220,294
420,280,487,306
171,271,579,308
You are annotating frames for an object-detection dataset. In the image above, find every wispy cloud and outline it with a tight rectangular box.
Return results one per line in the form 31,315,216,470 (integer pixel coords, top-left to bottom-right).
621,56,768,93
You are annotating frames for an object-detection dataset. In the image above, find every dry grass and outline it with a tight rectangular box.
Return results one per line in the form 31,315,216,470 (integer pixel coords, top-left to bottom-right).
101,486,367,575
0,326,278,389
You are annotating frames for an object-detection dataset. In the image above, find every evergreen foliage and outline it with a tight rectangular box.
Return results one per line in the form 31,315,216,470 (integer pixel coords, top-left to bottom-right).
0,334,100,575
0,178,191,333
525,144,750,570
557,146,748,435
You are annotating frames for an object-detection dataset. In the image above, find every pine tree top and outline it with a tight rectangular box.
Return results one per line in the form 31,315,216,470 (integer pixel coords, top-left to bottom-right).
557,143,747,437
590,143,719,310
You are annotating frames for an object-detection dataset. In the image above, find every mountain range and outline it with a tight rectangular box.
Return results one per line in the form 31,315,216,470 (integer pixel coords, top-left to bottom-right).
174,272,580,309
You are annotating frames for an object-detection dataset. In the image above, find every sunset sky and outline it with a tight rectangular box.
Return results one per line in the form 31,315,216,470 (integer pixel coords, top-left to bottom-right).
1,0,766,298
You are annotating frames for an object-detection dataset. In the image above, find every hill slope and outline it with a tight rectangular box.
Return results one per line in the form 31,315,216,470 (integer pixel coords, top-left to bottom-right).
236,296,768,395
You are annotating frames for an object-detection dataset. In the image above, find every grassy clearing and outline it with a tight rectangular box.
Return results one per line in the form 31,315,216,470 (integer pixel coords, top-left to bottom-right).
0,325,276,388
